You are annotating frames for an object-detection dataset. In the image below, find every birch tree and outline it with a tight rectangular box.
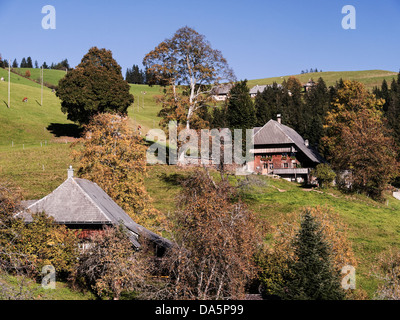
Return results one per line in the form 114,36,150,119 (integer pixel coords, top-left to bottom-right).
143,26,236,130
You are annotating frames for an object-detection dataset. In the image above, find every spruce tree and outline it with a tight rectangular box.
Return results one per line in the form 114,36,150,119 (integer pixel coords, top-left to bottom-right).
12,59,18,68
303,77,329,147
282,211,345,300
254,82,283,127
20,57,27,68
226,80,256,130
26,57,33,68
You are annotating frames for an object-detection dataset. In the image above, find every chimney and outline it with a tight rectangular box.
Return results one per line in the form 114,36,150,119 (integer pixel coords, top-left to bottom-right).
277,114,282,124
67,165,74,179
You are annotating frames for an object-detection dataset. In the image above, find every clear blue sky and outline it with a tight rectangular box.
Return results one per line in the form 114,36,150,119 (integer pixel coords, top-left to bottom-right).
0,0,399,80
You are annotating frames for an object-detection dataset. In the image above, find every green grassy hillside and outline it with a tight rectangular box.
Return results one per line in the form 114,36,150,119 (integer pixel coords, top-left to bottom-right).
13,68,67,87
128,84,163,133
0,72,75,147
247,69,398,90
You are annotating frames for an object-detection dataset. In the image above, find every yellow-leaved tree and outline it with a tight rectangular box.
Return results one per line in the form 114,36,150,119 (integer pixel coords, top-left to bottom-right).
71,113,164,230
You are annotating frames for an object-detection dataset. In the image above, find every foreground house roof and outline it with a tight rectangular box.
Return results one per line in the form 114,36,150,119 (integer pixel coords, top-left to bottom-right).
253,119,324,163
16,176,172,250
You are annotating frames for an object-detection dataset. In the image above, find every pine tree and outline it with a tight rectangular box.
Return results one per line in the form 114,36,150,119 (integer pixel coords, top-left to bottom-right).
26,57,33,68
12,59,18,68
282,77,305,136
282,211,345,300
254,82,283,127
20,57,27,68
387,75,400,147
303,77,330,147
226,80,256,130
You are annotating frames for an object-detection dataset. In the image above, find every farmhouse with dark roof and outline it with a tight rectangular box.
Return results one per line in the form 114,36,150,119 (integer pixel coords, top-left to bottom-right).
247,115,324,183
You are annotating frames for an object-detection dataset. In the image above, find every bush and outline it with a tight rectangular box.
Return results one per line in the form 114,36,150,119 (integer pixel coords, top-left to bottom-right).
73,225,147,300
311,163,336,188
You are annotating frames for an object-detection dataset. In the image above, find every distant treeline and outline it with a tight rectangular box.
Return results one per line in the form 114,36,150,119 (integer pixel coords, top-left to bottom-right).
0,54,70,71
301,68,322,74
125,64,160,85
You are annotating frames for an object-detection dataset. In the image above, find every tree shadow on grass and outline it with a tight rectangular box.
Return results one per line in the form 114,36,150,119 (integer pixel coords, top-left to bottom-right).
47,123,83,138
158,172,186,186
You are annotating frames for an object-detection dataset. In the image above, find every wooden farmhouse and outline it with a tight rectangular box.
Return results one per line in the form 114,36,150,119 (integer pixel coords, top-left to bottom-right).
211,83,233,101
17,166,172,256
247,115,324,183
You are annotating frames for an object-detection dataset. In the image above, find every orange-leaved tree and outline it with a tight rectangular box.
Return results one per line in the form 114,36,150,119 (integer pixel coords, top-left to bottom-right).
322,80,399,200
160,170,262,300
71,113,164,230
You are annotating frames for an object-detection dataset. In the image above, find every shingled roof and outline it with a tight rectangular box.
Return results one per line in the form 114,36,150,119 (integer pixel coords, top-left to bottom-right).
253,119,324,163
16,176,172,250
249,84,283,95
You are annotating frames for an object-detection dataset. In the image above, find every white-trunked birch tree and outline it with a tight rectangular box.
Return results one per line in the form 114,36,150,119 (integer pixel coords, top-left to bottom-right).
143,26,236,131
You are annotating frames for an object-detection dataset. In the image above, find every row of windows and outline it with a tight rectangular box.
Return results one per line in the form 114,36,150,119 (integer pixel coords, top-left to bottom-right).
263,163,299,169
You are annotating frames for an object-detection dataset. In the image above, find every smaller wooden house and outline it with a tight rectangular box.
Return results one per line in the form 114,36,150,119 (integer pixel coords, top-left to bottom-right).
211,83,233,101
249,84,283,98
17,167,172,255
248,116,324,183
303,79,316,92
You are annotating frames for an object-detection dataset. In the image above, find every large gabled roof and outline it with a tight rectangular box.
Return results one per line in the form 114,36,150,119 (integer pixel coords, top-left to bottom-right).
253,119,324,163
16,177,172,250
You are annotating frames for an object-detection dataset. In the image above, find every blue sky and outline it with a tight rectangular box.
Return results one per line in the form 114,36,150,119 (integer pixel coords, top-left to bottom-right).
0,0,399,80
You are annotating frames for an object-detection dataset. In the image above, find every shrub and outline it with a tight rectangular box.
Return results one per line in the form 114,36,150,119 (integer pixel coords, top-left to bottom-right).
311,163,336,188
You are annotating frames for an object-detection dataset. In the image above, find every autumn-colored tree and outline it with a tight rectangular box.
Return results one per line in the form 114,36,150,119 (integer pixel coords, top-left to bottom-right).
160,170,261,300
71,113,163,229
322,80,399,200
156,86,210,135
57,47,134,125
24,70,31,78
73,225,148,300
10,213,79,278
256,206,359,299
0,180,79,283
143,26,236,130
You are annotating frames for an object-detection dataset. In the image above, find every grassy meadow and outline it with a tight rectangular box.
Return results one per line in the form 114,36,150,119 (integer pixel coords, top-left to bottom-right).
246,69,398,91
13,68,67,87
